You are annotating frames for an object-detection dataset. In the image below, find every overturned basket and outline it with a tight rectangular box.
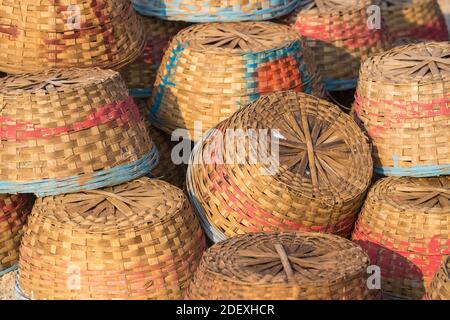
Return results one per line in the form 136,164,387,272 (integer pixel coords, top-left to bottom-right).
381,0,449,42
285,0,391,91
131,0,301,22
0,0,145,73
353,42,450,177
187,91,373,243
0,68,158,196
120,17,188,98
0,194,34,276
150,22,324,139
352,176,450,300
186,232,376,300
429,256,450,300
17,178,206,300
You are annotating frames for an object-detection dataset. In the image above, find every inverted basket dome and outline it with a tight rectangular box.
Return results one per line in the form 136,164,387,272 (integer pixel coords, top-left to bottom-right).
0,0,145,74
429,256,450,300
352,176,450,300
353,42,450,177
17,178,206,300
0,194,34,276
186,232,375,300
150,22,324,139
120,17,189,98
285,0,391,91
131,0,301,22
0,68,158,196
187,91,373,243
381,0,449,42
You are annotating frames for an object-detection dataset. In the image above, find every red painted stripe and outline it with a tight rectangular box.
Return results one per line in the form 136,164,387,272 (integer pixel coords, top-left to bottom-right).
0,96,141,141
391,18,449,41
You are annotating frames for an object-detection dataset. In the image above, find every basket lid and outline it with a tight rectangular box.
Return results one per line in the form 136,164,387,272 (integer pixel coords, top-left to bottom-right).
32,178,188,233
375,176,450,212
360,42,450,83
0,68,118,95
198,232,368,285
218,92,372,204
297,0,371,12
174,22,299,54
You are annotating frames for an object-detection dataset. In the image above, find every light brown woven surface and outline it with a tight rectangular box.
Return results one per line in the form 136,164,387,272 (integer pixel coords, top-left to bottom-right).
429,256,450,300
352,176,450,300
0,68,152,183
120,17,188,93
381,0,449,41
0,0,145,74
353,42,450,175
284,0,391,90
186,232,376,300
0,194,34,272
0,270,16,300
187,91,373,241
150,22,324,139
18,178,206,300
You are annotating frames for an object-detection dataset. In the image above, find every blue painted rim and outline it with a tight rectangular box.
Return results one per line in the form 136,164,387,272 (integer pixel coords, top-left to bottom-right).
0,263,18,277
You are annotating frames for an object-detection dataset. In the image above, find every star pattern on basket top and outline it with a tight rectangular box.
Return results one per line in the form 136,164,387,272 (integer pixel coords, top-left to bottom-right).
190,23,289,51
392,177,450,209
276,110,351,188
381,46,450,78
238,242,338,282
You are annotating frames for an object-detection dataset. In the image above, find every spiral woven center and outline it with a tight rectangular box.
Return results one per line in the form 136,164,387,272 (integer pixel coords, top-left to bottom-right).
277,111,350,188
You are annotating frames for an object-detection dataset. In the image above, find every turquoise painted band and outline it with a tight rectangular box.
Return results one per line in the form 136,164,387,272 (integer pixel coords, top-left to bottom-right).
375,164,450,177
0,147,159,197
0,263,17,277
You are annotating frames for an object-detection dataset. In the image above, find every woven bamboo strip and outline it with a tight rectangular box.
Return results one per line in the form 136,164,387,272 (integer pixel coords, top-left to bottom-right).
428,256,450,299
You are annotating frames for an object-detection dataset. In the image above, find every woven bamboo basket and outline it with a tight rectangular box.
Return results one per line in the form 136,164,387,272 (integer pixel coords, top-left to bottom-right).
284,0,391,92
381,0,449,42
352,176,450,300
120,17,188,98
131,0,301,22
429,256,450,299
186,91,373,243
186,232,377,300
0,68,158,197
0,0,145,74
0,194,34,276
353,42,450,177
17,178,206,300
150,22,324,139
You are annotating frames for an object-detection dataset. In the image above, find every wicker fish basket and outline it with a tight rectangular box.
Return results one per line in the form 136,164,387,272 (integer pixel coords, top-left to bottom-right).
17,178,206,300
353,42,450,177
186,232,377,300
0,194,34,276
352,176,450,300
120,17,188,98
428,256,450,300
284,0,391,92
0,68,158,197
131,0,301,22
0,0,145,74
186,91,373,243
150,22,324,139
381,0,449,42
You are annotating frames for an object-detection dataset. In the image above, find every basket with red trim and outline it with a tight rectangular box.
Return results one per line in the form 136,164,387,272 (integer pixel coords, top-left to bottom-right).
352,176,450,299
381,0,449,42
0,68,158,197
186,91,373,242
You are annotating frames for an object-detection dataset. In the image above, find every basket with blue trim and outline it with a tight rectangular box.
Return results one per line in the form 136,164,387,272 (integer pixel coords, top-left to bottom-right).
353,42,450,177
131,0,301,22
0,68,159,196
149,22,324,139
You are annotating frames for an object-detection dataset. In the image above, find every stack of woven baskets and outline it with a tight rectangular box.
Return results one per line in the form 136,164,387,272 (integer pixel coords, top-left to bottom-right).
352,41,450,300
